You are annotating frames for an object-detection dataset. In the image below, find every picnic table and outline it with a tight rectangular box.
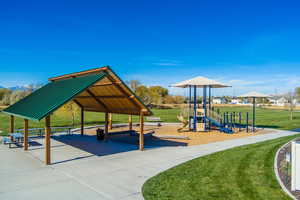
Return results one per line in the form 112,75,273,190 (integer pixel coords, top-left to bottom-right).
1,133,24,148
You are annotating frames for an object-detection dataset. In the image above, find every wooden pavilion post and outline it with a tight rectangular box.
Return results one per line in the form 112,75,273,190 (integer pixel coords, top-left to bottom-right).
10,115,14,133
80,107,84,136
108,113,113,130
104,112,109,141
129,115,133,131
139,111,144,151
45,115,51,165
24,119,29,151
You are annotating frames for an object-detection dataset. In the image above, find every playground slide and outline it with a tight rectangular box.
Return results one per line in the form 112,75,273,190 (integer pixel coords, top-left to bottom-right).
206,116,234,134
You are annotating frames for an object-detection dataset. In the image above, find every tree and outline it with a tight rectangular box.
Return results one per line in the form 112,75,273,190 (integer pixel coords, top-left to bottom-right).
0,89,12,104
128,80,141,92
164,95,185,104
135,85,152,105
8,90,31,105
62,101,80,127
296,87,300,102
285,91,296,120
149,86,168,105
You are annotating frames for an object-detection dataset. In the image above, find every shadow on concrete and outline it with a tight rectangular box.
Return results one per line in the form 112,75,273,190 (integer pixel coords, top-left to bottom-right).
48,132,187,164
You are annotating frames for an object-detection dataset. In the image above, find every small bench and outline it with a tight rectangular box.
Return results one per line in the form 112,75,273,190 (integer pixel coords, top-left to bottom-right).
146,117,162,122
2,137,33,148
2,137,18,148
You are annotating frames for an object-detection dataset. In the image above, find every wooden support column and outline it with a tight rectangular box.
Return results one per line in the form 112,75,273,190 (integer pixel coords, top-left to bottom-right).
104,112,109,141
45,116,51,165
24,119,29,151
139,112,144,151
10,115,14,133
108,113,113,130
80,107,84,136
129,115,133,131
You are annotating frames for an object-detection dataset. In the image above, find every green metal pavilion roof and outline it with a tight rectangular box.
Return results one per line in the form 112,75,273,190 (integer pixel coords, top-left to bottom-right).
2,72,106,121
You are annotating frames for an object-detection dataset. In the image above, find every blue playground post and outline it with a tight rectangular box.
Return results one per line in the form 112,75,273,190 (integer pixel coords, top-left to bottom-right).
208,86,211,130
189,85,192,130
203,86,207,131
230,112,233,131
238,112,242,132
246,112,249,132
252,97,256,132
193,85,197,132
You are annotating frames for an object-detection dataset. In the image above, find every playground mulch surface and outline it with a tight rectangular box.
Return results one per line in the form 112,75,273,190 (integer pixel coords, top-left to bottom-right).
83,124,272,146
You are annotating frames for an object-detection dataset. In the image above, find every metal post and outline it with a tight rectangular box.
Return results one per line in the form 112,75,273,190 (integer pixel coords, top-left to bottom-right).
246,112,249,133
189,85,192,130
193,85,197,132
230,113,233,131
239,112,242,132
203,86,207,131
208,86,211,130
253,97,256,132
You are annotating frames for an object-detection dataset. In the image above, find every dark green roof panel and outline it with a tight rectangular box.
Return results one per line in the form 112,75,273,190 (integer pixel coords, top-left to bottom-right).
2,73,106,121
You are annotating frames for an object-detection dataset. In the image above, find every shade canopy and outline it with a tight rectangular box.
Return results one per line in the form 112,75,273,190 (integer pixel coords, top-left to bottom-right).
171,76,231,88
2,66,152,121
239,91,270,98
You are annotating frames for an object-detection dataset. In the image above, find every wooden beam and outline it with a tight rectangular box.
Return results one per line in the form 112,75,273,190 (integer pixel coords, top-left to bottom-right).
73,99,83,108
10,115,14,133
80,107,84,136
45,116,51,165
86,89,108,111
108,113,113,130
129,115,133,131
104,73,142,110
76,95,126,99
90,82,121,87
49,66,109,81
104,112,109,141
24,119,29,151
139,112,144,151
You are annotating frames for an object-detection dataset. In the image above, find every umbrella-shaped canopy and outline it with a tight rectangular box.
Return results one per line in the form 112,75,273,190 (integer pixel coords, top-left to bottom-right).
171,76,231,88
238,91,269,133
239,91,270,98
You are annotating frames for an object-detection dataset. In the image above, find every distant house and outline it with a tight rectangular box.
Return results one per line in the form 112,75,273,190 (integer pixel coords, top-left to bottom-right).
212,98,223,104
230,98,241,104
268,96,288,106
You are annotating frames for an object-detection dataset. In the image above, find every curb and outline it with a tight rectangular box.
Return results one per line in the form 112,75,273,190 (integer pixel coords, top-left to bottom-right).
274,140,297,200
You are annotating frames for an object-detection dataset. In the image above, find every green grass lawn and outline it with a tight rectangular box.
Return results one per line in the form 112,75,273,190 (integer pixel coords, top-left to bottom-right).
143,134,299,200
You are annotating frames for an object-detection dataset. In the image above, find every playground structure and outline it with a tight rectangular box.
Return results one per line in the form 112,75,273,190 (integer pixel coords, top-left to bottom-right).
172,77,266,134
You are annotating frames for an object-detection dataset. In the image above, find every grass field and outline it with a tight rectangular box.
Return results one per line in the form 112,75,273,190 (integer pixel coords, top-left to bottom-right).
0,106,300,136
143,134,299,200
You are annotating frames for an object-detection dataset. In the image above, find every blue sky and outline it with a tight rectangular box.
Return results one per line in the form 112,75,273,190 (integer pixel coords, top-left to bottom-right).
1,0,300,96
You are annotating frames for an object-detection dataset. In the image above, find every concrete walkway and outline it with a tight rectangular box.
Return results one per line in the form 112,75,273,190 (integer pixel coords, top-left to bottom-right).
0,129,298,200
